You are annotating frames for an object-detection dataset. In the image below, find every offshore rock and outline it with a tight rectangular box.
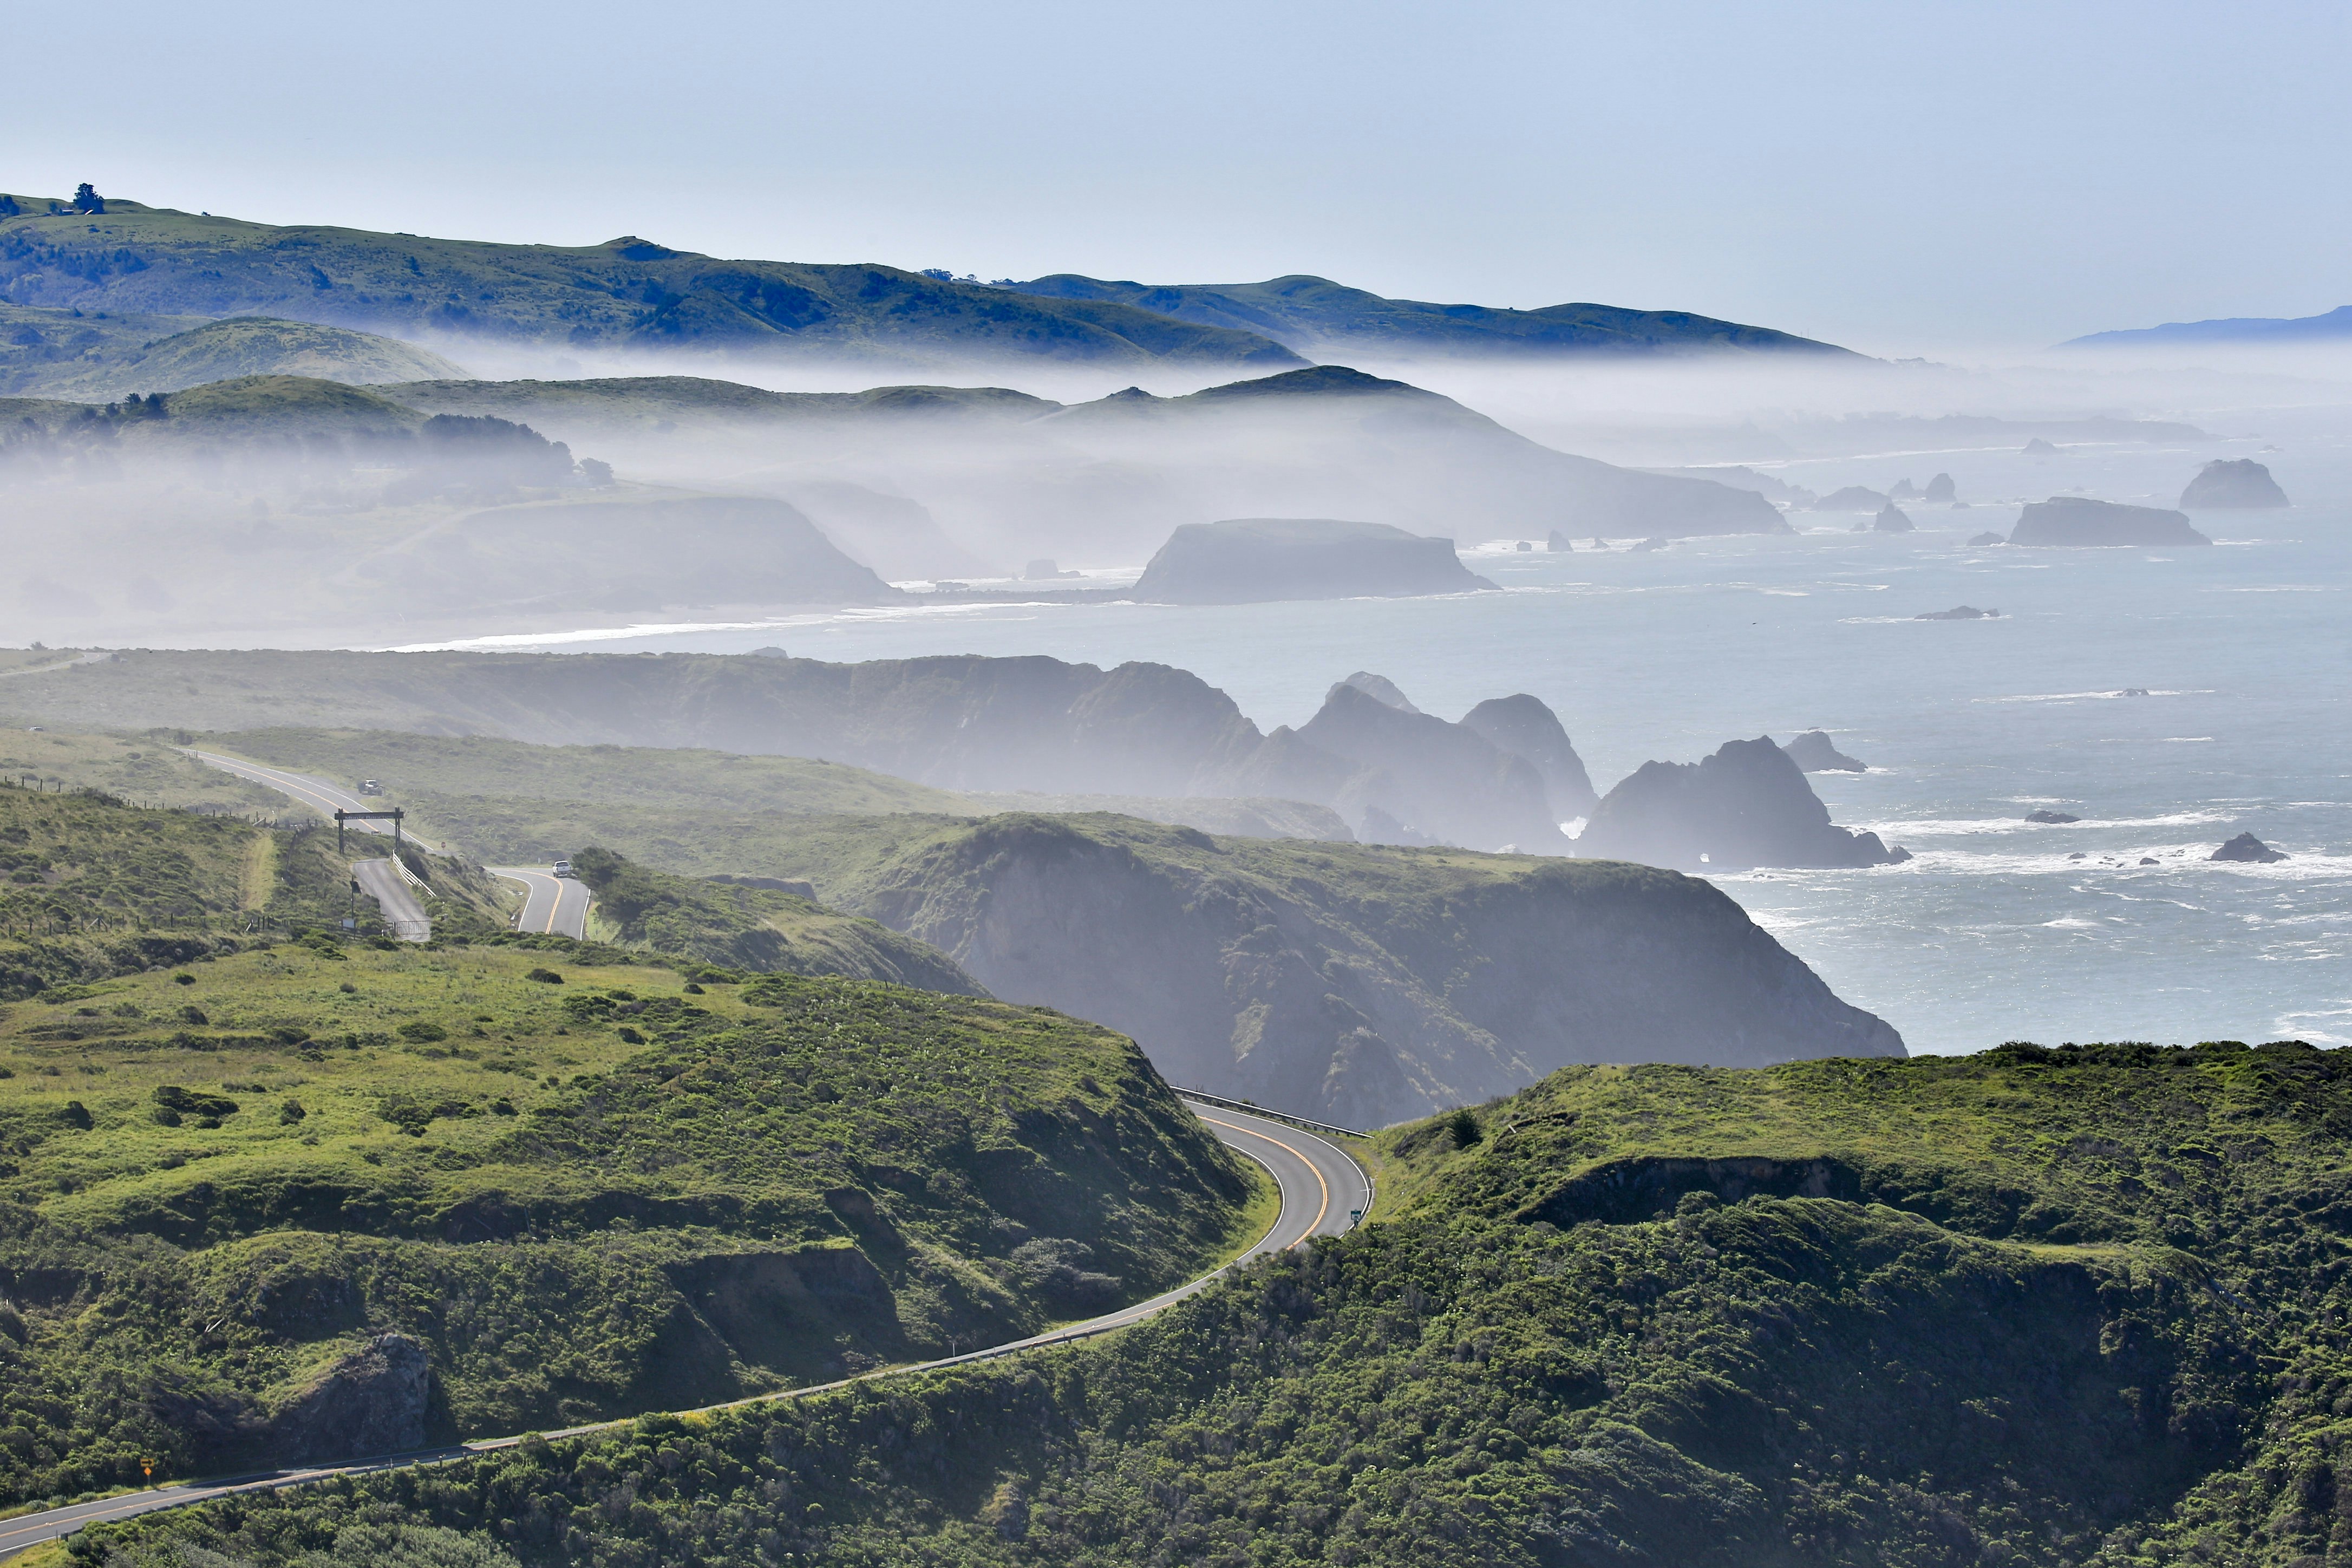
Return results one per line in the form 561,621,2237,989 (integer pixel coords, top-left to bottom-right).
1781,731,1865,773
2211,832,2288,864
2179,459,2288,509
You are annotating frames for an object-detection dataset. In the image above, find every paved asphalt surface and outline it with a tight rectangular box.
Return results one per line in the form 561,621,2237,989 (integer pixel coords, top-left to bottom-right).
184,751,445,854
487,866,591,939
0,1101,1368,1558
351,858,431,942
185,750,585,939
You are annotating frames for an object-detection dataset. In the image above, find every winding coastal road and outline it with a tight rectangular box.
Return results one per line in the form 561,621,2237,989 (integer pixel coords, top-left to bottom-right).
183,751,445,855
488,866,590,939
0,1101,1369,1560
182,750,585,939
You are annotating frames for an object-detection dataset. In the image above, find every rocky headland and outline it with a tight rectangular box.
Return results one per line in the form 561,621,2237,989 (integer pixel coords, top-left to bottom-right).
764,813,1906,1125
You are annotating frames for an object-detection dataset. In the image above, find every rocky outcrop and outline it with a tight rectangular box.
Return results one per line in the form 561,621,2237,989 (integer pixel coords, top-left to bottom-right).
792,813,1904,1125
1925,473,1957,502
1965,531,2006,546
1260,684,1566,851
2180,459,2289,508
1578,737,1909,872
1547,530,1574,551
1459,694,1599,819
2212,832,2288,863
264,1332,430,1464
1873,503,1915,533
2024,810,2080,824
1812,486,1890,512
1915,605,1999,620
1889,478,1921,500
2023,437,2060,455
1130,517,1497,604
1330,670,1420,713
2010,498,2212,547
1781,731,1864,772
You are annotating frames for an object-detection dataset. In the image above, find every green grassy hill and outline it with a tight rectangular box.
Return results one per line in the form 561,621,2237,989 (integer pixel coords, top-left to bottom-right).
83,1038,2352,1568
1009,272,1857,358
0,311,467,399
0,199,1305,371
0,780,516,997
0,932,1257,1506
371,376,1061,433
196,730,968,821
571,846,981,995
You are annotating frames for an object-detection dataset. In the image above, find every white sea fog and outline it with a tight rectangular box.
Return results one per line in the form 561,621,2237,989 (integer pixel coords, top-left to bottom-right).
394,383,2351,1060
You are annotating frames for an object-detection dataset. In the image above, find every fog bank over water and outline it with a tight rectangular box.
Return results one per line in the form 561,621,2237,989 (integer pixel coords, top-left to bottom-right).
406,379,2348,1060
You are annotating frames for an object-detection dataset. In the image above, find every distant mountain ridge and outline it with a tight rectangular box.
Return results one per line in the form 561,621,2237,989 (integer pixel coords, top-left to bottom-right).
1007,272,1855,358
2064,304,2352,348
0,197,1305,373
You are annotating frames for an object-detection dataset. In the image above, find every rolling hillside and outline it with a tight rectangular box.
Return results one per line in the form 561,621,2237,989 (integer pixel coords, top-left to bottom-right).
0,198,1305,372
1009,272,1856,358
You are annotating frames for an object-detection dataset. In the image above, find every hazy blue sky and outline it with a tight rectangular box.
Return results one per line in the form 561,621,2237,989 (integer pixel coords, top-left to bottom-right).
11,0,2347,352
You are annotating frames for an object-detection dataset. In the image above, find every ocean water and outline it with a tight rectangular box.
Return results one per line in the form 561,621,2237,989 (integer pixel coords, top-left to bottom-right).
405,422,2352,1057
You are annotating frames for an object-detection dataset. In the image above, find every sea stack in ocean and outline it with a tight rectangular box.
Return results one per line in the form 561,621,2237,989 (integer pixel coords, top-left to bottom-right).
1577,736,1910,872
1873,503,1915,533
1924,473,1957,502
1781,731,1865,773
1131,517,1497,604
2009,498,2212,547
2180,459,2289,509
2212,832,2288,863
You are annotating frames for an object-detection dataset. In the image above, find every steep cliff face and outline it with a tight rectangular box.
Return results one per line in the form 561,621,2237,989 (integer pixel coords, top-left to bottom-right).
1579,736,1907,871
787,814,1904,1127
264,1332,430,1464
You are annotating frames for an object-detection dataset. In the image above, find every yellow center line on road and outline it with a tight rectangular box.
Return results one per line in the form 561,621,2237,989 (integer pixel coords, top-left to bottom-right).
1195,1112,1330,1246
491,871,562,933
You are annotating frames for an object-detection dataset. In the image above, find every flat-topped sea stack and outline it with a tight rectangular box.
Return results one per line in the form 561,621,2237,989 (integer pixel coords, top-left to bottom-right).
1131,517,1498,604
2010,497,2212,547
2180,459,2289,509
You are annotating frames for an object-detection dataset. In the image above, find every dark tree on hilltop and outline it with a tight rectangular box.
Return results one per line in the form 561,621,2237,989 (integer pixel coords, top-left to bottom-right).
0,196,19,218
72,184,104,215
